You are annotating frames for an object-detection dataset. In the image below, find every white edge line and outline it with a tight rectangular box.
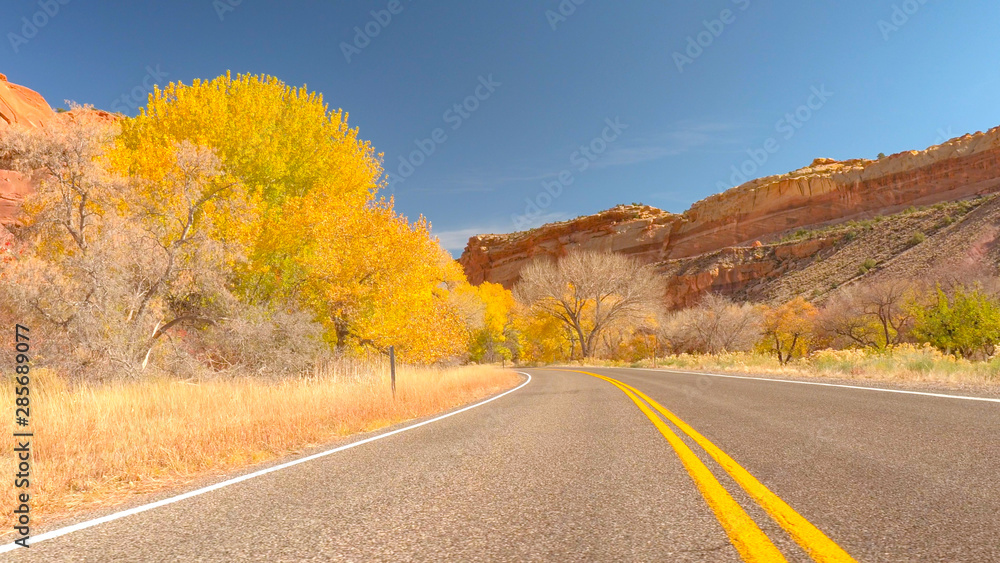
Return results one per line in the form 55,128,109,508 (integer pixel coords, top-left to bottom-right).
628,367,1000,403
1,372,533,552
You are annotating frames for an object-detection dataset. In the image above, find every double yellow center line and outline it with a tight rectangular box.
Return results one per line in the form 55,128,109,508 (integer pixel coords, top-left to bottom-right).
563,370,856,563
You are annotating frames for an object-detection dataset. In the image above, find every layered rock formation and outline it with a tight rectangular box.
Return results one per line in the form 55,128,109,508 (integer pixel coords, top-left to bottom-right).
0,73,54,230
460,126,1000,295
658,237,839,309
460,205,679,287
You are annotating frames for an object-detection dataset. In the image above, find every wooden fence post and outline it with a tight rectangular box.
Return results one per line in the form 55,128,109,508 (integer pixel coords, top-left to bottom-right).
389,345,396,399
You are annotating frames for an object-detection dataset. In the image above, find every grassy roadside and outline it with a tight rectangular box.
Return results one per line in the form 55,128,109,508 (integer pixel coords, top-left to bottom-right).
0,362,521,527
572,344,1000,387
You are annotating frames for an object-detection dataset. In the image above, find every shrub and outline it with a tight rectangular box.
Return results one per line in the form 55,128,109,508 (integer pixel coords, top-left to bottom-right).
910,285,1000,359
758,297,818,364
819,280,916,350
909,232,926,245
660,294,762,354
858,259,878,275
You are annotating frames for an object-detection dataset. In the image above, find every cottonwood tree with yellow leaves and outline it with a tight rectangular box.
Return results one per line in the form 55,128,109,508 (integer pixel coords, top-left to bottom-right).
454,281,519,363
109,72,471,364
759,297,819,364
0,74,477,379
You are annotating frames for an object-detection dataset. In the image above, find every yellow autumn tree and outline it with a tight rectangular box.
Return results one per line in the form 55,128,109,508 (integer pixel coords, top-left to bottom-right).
758,297,818,364
110,72,468,363
267,191,468,363
514,306,574,364
454,281,518,363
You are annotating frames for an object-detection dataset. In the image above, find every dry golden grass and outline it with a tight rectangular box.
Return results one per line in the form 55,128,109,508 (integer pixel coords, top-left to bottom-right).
588,344,1000,386
0,361,520,526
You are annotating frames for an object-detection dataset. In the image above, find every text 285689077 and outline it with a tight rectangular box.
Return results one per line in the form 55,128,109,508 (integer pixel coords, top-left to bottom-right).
13,324,32,549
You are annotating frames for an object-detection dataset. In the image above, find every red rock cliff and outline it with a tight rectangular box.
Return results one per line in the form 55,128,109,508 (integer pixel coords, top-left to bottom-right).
460,127,1000,288
0,73,55,229
0,73,53,129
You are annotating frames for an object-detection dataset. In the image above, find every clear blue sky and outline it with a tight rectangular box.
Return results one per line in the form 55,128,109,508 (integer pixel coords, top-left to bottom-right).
3,0,998,253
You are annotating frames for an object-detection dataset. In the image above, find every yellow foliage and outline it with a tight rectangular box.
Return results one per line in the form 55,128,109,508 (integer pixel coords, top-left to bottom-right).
454,281,517,362
758,297,818,364
478,282,516,338
108,73,469,364
514,306,573,364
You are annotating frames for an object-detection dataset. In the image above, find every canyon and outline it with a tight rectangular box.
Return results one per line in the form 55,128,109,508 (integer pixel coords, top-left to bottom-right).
460,127,1000,306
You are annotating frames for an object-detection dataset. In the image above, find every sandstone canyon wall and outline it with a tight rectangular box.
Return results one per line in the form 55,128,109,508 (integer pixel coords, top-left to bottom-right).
0,73,54,232
0,73,53,130
460,127,1000,290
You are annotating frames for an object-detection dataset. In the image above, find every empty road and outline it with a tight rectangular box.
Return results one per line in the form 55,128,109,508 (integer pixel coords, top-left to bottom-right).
5,367,1000,562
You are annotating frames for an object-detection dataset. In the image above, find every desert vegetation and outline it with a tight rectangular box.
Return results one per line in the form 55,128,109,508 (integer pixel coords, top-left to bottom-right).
477,246,1000,386
0,74,526,522
778,199,980,245
513,251,663,358
450,248,1000,385
565,273,1000,385
0,361,518,524
0,75,485,378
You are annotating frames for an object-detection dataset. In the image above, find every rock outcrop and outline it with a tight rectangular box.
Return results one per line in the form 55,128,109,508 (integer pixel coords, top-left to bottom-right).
461,205,680,286
658,237,840,309
460,126,1000,294
0,73,54,129
0,73,54,230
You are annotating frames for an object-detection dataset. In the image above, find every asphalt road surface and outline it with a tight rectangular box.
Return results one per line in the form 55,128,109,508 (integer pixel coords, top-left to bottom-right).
5,367,1000,562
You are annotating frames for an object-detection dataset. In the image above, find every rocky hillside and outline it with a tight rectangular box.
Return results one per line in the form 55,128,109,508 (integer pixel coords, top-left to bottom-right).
659,197,991,308
460,128,1000,305
461,204,680,289
0,73,116,237
0,73,55,233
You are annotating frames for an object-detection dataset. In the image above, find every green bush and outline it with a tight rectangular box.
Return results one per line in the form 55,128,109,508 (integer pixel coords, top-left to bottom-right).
858,259,877,275
911,285,1000,359
909,232,926,245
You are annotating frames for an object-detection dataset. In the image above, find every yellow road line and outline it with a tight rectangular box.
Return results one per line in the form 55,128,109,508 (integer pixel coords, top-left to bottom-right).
571,369,857,563
593,376,788,562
